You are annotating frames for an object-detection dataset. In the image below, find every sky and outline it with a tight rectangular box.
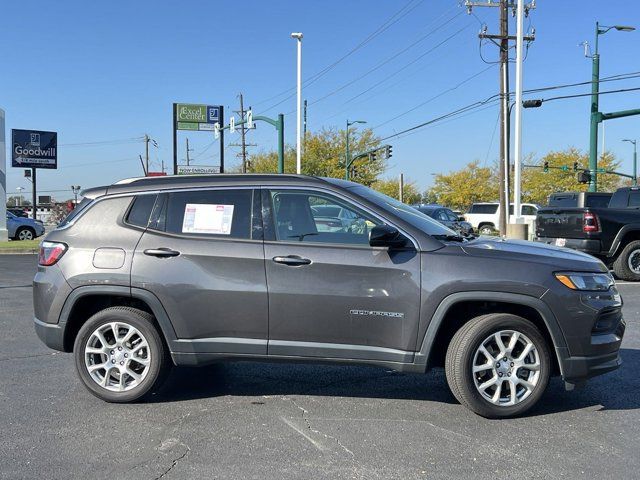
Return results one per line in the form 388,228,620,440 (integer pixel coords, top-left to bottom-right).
2,0,640,201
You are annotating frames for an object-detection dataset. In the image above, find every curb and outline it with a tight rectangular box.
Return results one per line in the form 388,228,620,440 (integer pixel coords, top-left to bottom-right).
0,250,39,255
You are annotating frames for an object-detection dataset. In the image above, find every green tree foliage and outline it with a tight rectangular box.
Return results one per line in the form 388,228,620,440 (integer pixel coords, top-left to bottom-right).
522,148,622,205
425,161,499,210
245,127,385,185
371,177,422,204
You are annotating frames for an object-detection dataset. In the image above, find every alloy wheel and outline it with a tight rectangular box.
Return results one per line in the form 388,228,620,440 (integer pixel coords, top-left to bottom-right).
84,322,151,392
627,249,640,274
18,229,33,240
472,330,540,406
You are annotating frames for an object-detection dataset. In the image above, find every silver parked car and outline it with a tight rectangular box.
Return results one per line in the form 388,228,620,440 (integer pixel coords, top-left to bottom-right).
6,211,45,240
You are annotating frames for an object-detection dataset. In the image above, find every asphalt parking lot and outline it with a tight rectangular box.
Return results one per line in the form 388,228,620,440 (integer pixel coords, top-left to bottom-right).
1,255,639,479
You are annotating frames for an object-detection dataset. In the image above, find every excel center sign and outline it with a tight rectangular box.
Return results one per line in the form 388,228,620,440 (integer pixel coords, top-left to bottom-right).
176,104,220,131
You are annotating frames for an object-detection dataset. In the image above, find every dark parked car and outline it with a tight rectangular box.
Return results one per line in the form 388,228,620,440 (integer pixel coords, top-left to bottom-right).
536,187,640,281
33,175,624,418
413,204,474,236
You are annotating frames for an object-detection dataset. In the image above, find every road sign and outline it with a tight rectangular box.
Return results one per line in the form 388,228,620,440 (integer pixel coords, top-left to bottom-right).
11,129,57,169
177,165,220,175
176,104,220,131
247,110,253,129
230,116,236,133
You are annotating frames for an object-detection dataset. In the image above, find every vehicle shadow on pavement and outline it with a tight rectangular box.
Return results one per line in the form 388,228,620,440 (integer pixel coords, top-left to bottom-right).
151,362,457,405
150,348,640,415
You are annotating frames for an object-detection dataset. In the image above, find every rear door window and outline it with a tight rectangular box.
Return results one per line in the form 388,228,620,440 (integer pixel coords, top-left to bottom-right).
164,189,253,239
629,191,640,207
521,205,537,216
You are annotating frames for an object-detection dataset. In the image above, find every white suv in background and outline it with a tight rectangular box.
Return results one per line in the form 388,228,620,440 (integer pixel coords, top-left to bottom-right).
465,202,539,235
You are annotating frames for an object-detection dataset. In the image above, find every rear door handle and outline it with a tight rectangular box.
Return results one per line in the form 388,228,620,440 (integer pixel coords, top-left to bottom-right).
272,255,312,266
144,248,180,258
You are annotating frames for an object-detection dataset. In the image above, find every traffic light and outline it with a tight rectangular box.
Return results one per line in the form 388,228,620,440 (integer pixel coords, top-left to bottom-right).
573,162,579,172
543,161,549,172
385,145,393,159
577,171,591,184
369,151,377,163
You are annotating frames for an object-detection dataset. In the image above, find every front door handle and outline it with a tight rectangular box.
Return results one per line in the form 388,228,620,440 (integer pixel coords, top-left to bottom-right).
272,255,312,266
144,248,180,258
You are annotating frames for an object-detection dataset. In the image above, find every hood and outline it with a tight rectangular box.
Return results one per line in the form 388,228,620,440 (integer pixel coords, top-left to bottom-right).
460,236,607,272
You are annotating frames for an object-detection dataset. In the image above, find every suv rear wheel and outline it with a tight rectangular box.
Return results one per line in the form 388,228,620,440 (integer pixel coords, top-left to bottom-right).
478,224,495,236
73,307,171,402
15,227,35,241
612,240,640,282
445,313,551,418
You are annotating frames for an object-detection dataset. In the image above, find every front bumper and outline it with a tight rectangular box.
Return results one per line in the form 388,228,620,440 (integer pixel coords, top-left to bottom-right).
535,236,602,256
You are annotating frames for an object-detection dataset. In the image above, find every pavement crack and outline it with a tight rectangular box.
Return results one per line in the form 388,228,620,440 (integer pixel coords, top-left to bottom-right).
0,352,58,362
286,396,355,459
154,443,191,480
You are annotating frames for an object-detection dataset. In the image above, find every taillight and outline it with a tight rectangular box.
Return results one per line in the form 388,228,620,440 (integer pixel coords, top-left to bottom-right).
38,241,67,266
583,212,600,233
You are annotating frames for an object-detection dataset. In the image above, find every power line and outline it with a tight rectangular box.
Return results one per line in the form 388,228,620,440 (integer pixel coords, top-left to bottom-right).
295,12,467,113
252,0,427,110
371,64,496,130
378,85,640,142
58,137,144,147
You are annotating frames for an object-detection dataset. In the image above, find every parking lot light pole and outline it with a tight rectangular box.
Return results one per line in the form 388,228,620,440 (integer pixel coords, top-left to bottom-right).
588,22,635,192
622,138,638,186
345,119,366,181
291,32,303,174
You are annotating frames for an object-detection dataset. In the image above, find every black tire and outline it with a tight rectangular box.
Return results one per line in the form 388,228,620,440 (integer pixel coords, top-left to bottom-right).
73,307,171,403
478,224,495,236
445,313,551,418
15,227,35,241
612,240,640,282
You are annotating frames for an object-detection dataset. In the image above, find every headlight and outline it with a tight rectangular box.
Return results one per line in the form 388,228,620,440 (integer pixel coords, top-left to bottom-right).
554,272,614,291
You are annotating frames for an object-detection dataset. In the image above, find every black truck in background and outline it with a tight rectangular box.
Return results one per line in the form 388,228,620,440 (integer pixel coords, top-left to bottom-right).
536,187,640,281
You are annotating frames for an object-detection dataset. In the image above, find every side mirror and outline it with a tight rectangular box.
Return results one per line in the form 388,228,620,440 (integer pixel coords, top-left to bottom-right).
369,225,408,248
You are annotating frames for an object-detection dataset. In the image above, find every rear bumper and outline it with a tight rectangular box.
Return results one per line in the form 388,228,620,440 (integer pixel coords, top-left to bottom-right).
535,236,602,256
34,317,66,352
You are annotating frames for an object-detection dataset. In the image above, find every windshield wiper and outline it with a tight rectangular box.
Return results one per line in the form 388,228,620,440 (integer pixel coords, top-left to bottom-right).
433,234,467,243
288,232,319,241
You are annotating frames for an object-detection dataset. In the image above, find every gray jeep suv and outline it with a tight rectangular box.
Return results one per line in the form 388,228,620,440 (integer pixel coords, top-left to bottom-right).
33,175,625,418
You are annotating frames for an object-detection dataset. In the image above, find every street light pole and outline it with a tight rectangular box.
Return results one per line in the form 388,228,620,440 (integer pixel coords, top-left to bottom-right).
513,0,525,222
623,138,638,186
291,32,303,174
588,22,635,192
345,119,366,181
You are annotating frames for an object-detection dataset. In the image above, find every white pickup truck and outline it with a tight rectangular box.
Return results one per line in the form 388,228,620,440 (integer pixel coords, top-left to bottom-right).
465,202,539,235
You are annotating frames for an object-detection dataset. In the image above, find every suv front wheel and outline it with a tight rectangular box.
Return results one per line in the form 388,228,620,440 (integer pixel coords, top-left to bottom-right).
445,313,551,418
73,307,171,402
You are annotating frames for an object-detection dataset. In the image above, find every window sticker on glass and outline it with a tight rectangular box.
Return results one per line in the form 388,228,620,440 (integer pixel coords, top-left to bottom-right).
182,203,235,235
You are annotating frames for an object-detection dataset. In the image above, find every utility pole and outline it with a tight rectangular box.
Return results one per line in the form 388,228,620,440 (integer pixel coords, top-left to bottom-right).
144,134,150,176
466,0,535,233
185,138,192,166
399,173,404,203
230,93,257,173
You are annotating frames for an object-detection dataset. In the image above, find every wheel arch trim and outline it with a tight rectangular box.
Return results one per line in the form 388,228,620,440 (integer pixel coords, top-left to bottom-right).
608,224,640,258
414,291,567,372
58,285,178,350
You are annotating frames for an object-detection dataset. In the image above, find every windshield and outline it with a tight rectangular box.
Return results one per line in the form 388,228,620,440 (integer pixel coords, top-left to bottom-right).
345,184,457,237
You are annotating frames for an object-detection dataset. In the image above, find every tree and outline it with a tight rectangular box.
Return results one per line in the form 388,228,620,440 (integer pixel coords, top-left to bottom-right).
371,177,422,204
244,127,385,186
522,148,622,205
6,196,31,207
425,161,499,210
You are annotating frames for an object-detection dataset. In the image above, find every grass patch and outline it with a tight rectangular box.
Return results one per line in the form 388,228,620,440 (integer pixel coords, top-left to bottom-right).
0,239,41,252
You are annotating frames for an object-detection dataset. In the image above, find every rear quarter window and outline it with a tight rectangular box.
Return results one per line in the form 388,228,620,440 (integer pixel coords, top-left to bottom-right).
126,194,157,228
